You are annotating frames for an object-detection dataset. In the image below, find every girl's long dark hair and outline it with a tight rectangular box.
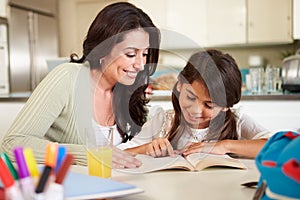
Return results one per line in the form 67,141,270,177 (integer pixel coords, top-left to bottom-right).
169,49,242,147
70,2,160,142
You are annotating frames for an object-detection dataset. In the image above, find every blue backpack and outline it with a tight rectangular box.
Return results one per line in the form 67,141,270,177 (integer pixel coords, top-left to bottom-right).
255,131,300,199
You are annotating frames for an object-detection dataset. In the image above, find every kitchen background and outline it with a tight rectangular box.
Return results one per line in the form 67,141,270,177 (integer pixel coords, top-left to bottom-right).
0,0,300,139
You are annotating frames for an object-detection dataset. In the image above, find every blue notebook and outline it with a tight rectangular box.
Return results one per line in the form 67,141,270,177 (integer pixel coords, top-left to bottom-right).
0,171,143,200
64,172,143,200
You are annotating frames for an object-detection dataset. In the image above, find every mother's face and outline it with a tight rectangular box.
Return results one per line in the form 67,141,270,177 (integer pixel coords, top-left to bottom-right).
101,29,150,86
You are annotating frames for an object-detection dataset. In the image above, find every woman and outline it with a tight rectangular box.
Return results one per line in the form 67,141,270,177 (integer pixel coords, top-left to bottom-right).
1,2,160,168
124,49,270,159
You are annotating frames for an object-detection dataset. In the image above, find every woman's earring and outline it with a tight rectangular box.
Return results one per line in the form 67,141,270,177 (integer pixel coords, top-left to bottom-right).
99,59,102,66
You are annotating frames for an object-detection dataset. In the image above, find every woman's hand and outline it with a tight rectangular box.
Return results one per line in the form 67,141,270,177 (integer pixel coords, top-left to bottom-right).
112,146,142,169
182,140,228,156
146,138,175,157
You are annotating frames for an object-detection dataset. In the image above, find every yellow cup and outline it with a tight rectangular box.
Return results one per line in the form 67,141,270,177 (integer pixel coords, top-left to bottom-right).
87,146,112,178
86,127,113,178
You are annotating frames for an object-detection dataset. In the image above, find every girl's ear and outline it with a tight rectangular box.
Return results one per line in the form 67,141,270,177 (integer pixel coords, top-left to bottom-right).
176,81,182,92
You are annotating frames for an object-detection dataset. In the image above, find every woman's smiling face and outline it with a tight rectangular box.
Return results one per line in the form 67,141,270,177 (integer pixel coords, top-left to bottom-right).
101,29,150,86
177,80,227,129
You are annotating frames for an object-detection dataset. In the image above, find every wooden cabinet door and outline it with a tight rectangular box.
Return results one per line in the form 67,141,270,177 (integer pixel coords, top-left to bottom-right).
206,0,246,46
247,0,293,43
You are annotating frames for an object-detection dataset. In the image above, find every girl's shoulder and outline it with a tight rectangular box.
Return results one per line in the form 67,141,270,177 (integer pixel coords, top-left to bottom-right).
148,106,174,120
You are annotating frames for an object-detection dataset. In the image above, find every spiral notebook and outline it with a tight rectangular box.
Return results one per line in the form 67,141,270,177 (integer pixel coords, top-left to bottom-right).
64,172,143,200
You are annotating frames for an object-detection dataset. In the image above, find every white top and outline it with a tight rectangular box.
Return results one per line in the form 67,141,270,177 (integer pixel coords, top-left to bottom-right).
118,106,271,150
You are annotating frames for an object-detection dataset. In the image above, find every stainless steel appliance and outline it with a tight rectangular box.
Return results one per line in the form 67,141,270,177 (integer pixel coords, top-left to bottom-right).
8,0,58,93
282,49,300,92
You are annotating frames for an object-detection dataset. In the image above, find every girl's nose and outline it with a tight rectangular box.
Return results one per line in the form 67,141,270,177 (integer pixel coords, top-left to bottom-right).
190,102,203,115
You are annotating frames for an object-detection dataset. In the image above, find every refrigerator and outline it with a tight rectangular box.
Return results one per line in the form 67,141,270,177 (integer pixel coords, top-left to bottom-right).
8,0,58,93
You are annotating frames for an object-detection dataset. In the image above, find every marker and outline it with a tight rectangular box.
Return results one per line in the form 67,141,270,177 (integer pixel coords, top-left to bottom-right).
23,148,40,186
13,147,35,200
0,153,19,181
45,154,74,200
55,154,74,184
55,146,66,174
45,143,58,168
35,166,52,194
0,158,24,200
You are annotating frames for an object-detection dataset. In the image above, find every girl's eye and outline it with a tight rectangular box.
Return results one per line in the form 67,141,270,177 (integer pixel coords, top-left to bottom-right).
205,103,213,109
143,53,148,57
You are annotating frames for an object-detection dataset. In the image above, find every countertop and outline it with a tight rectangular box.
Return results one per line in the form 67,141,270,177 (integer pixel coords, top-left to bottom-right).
0,92,31,102
148,90,300,101
1,91,300,102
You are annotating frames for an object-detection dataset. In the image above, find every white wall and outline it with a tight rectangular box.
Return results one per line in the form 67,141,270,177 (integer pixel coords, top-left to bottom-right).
0,102,25,141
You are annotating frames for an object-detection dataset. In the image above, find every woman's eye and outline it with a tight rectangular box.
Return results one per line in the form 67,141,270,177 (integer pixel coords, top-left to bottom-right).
187,95,196,101
143,53,149,57
126,54,136,58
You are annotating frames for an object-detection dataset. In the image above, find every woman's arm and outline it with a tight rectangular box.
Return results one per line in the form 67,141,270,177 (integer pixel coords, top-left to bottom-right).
1,64,74,163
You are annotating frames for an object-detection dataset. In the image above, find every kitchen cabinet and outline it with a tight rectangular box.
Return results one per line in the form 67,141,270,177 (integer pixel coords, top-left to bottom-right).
207,0,293,46
294,0,300,39
131,0,293,48
206,0,246,46
0,21,9,94
0,102,25,141
247,0,293,44
129,0,207,49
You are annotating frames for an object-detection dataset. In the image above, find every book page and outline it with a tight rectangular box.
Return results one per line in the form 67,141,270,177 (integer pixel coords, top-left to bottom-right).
116,154,194,174
185,153,247,171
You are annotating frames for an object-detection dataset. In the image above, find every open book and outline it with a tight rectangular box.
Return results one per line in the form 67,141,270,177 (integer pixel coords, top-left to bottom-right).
117,153,247,174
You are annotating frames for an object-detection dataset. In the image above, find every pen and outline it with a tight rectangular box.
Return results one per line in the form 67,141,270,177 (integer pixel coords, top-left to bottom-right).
23,148,40,186
0,153,19,181
55,146,66,174
0,158,24,200
13,147,35,200
45,154,74,200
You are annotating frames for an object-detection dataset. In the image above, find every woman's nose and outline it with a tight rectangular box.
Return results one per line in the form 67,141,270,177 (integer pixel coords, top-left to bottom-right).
133,55,145,71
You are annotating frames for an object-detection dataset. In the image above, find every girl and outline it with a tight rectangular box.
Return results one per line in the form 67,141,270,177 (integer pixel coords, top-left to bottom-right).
123,49,270,159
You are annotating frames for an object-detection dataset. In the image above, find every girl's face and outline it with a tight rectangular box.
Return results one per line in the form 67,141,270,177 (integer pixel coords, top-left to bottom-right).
101,29,149,86
177,80,227,129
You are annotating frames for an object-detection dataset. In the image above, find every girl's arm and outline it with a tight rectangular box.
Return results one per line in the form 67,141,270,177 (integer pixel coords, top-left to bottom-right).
125,138,175,157
182,138,267,159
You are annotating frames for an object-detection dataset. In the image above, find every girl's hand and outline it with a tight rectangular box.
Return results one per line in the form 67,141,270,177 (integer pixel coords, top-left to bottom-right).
146,138,174,157
112,147,142,169
182,140,228,156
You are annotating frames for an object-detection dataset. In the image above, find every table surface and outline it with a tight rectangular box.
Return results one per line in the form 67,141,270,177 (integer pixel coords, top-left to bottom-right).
71,159,259,200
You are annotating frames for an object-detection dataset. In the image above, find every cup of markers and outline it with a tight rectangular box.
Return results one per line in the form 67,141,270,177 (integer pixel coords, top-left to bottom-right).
0,143,74,200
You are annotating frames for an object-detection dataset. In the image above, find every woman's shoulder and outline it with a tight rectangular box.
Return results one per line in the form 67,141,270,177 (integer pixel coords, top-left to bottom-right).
51,62,87,74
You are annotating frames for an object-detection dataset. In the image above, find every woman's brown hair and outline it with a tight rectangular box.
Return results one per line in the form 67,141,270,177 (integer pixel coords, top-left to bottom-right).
70,2,160,142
